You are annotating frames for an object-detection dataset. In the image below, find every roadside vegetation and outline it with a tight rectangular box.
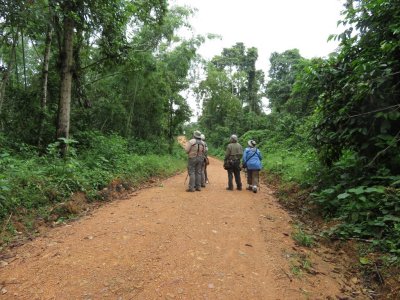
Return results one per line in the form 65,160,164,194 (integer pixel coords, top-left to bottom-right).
0,132,186,245
0,1,195,246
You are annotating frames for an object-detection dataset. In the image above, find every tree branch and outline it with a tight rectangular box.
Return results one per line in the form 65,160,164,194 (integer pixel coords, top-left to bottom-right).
84,69,140,86
348,104,400,118
367,129,400,167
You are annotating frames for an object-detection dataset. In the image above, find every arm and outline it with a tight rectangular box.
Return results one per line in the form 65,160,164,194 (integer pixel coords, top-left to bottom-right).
257,149,262,160
185,140,193,153
242,148,247,164
225,144,231,159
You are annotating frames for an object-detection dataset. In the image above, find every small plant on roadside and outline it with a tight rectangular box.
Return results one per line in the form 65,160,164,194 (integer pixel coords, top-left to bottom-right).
292,226,315,248
301,256,313,272
289,253,313,277
291,264,302,277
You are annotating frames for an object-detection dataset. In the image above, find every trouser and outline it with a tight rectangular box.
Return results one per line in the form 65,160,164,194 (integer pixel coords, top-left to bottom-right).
247,169,260,187
188,156,203,190
227,161,242,189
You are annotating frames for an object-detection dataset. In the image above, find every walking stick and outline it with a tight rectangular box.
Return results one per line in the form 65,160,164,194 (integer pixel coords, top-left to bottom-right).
205,163,210,184
184,172,188,185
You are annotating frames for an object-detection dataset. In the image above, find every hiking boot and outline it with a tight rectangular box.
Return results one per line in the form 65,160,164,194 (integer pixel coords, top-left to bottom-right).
201,184,206,188
195,188,201,191
237,187,242,191
252,186,258,193
226,187,233,191
186,188,195,192
247,185,253,191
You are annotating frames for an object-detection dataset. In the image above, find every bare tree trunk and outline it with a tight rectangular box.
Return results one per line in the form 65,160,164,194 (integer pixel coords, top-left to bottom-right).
247,68,256,113
38,24,53,147
168,98,174,154
125,79,139,136
0,31,18,118
21,29,27,90
56,16,74,156
73,28,91,109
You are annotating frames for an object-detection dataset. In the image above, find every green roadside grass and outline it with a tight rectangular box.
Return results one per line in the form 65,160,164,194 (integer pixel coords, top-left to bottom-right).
263,147,318,185
0,134,187,246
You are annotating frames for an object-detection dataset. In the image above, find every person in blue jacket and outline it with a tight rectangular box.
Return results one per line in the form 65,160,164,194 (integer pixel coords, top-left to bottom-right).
242,140,262,193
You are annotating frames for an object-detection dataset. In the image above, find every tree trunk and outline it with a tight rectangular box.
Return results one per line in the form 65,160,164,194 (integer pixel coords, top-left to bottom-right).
73,28,85,108
0,31,18,118
125,79,139,136
21,29,27,90
38,24,53,147
247,68,256,113
168,98,174,154
56,16,74,156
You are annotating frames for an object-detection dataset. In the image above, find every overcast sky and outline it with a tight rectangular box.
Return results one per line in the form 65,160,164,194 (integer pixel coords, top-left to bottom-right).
172,0,345,72
170,0,346,118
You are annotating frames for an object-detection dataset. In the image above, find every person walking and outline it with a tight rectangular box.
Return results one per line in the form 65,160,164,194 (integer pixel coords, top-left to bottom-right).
185,130,206,192
224,134,243,191
201,134,209,187
243,140,262,193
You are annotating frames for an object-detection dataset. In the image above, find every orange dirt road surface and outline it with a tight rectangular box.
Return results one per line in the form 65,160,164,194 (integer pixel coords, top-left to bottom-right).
0,157,364,299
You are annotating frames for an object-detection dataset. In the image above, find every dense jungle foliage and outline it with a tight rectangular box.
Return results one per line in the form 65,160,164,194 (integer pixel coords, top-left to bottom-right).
196,0,400,263
0,0,199,240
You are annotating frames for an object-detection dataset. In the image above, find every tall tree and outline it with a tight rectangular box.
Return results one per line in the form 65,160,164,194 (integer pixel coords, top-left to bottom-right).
0,0,24,117
70,5,199,143
197,64,243,144
244,47,262,114
51,0,168,155
37,20,53,147
211,43,265,114
265,49,304,113
55,2,75,154
311,0,400,170
0,32,17,118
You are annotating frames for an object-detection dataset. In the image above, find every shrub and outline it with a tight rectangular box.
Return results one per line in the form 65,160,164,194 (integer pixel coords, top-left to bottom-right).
0,132,186,225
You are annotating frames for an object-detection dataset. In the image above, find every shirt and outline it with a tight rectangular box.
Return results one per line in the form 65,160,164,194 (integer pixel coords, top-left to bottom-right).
185,138,205,158
225,142,243,160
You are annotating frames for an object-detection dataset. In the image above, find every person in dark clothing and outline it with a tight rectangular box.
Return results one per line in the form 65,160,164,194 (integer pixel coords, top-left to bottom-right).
224,134,243,191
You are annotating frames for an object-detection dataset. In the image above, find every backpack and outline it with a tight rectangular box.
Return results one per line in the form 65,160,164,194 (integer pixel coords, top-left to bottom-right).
243,148,260,168
190,139,205,156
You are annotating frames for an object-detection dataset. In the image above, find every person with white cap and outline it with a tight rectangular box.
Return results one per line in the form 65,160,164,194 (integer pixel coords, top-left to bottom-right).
224,134,243,191
200,134,209,186
185,130,206,192
242,139,262,193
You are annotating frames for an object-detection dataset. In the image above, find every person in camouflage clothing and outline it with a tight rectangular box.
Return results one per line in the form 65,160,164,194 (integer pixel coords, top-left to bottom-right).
201,134,209,187
185,130,206,192
224,134,243,191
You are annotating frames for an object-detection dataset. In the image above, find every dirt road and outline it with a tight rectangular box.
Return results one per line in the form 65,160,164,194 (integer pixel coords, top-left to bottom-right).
0,156,364,299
